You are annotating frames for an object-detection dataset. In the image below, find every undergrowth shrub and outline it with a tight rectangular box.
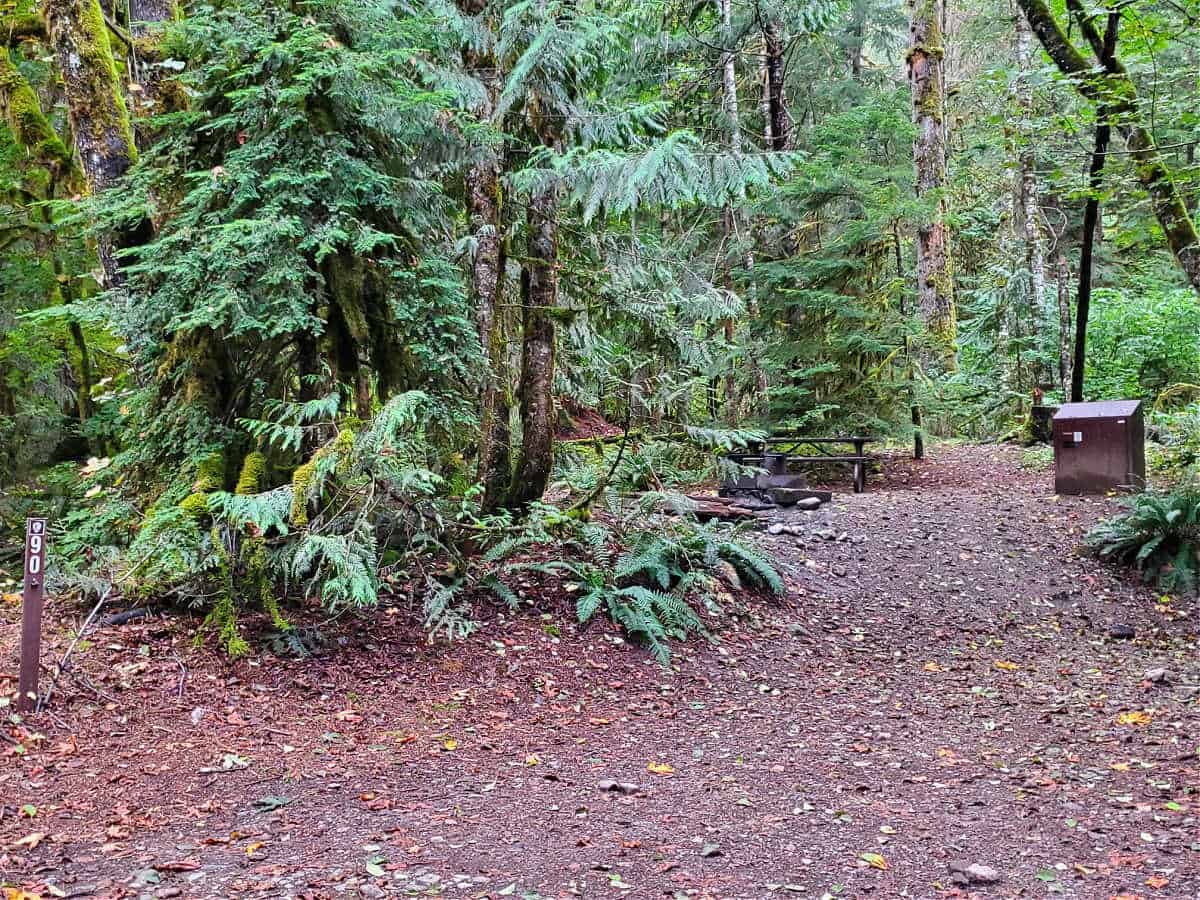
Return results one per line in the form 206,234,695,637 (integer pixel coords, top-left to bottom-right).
1087,481,1200,596
1148,402,1200,481
51,399,781,663
453,490,783,663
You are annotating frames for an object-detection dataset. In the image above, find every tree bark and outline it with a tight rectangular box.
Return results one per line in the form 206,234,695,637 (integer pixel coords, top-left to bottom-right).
0,47,77,190
1070,11,1118,404
1056,252,1072,394
69,320,95,425
1013,12,1046,385
458,0,511,511
469,154,512,511
764,22,789,151
41,0,173,286
907,0,957,371
1016,0,1200,292
509,187,559,509
895,223,924,459
1072,105,1113,403
43,0,136,285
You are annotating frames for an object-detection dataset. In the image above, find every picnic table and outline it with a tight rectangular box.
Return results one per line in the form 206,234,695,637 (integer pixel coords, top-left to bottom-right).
741,435,878,493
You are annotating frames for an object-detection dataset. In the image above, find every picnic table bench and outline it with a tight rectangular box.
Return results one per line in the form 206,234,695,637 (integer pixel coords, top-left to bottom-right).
730,435,878,493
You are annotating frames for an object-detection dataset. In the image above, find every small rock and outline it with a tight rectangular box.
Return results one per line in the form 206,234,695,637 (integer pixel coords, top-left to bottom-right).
783,525,805,537
1109,624,1136,640
967,864,1001,884
597,779,640,795
948,862,1001,884
359,886,385,899
156,890,183,899
699,843,723,858
797,497,822,510
816,529,837,541
766,523,786,536
1144,667,1170,683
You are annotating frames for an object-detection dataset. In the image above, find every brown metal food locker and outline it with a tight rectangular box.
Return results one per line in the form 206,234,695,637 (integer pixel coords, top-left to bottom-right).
1052,400,1146,494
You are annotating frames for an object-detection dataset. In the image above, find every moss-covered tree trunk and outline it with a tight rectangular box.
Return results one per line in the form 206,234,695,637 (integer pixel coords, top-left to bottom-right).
0,47,77,191
1016,0,1200,293
42,0,137,285
907,0,957,371
459,0,511,512
509,185,559,509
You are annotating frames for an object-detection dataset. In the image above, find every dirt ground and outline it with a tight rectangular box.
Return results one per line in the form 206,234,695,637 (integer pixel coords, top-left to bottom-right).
2,444,1199,900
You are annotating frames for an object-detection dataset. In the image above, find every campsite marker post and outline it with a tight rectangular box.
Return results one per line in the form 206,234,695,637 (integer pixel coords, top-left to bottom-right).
17,518,47,713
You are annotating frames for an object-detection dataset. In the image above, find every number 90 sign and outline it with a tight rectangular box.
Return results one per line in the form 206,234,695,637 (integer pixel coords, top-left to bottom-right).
19,518,47,712
25,518,46,583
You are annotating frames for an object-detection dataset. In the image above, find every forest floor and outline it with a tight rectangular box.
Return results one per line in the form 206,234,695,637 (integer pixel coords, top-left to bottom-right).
3,444,1200,900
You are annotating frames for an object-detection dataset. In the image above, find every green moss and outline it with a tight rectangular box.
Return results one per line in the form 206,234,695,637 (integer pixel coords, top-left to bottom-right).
178,492,210,517
199,591,250,658
76,0,137,154
194,451,225,492
235,451,266,496
0,48,75,181
196,526,249,657
245,538,290,631
290,456,319,527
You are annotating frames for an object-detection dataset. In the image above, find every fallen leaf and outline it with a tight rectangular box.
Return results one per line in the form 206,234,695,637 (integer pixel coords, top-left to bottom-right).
859,852,887,870
993,660,1019,671
13,832,46,849
442,737,458,751
1146,875,1169,889
923,661,942,672
1118,710,1153,726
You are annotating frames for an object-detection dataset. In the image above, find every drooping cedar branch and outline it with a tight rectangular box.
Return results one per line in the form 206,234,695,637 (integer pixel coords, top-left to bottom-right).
1015,0,1200,291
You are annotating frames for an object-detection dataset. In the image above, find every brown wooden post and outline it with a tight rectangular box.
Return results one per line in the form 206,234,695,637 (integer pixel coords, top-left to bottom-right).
17,518,47,713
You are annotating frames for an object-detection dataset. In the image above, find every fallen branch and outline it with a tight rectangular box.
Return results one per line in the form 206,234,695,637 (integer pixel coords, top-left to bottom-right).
38,588,110,712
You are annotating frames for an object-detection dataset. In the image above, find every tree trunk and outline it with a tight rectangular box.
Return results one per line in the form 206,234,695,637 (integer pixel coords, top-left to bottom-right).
895,223,924,459
1056,252,1072,394
1016,0,1200,293
718,0,741,423
459,0,511,511
1072,105,1112,403
470,153,512,511
69,320,94,427
907,0,957,371
296,329,322,455
764,22,789,151
510,188,559,509
42,0,138,285
1014,12,1046,387
1070,12,1118,404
